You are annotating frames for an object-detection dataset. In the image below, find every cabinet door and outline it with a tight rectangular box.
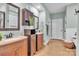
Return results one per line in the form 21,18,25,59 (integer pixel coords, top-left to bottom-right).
37,34,43,50
0,47,16,56
0,51,16,56
15,40,28,56
31,35,36,55
0,39,28,56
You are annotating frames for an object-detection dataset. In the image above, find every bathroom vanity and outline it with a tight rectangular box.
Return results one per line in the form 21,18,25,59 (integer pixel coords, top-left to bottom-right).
0,36,28,56
24,29,36,56
36,32,43,51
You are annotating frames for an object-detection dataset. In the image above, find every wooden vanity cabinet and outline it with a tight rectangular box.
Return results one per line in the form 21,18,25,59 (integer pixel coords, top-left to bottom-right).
0,37,28,56
24,29,36,56
36,33,43,51
30,34,36,55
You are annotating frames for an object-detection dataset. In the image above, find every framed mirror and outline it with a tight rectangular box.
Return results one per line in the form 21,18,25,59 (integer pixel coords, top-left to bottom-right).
22,8,39,29
33,15,39,29
5,3,20,30
29,14,34,26
22,8,33,26
0,11,5,30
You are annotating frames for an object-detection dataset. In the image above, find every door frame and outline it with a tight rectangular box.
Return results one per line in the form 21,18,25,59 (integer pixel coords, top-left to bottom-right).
51,18,65,39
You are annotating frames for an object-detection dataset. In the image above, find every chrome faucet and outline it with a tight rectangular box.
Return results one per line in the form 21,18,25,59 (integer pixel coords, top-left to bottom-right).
4,32,14,38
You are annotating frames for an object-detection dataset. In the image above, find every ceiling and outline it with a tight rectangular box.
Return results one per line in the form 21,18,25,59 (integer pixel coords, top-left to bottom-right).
31,3,44,12
0,3,72,14
43,3,72,14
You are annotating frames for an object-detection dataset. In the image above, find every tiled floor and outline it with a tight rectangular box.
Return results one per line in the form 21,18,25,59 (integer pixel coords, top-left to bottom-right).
35,39,76,56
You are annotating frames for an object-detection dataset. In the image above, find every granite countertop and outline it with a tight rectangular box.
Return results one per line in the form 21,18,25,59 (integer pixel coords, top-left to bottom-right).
0,36,28,46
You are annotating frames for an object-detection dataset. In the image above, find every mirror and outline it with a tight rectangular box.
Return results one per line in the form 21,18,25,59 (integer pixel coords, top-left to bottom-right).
22,8,33,26
33,15,39,29
22,8,39,29
5,3,20,30
29,14,34,26
0,11,5,30
0,3,20,30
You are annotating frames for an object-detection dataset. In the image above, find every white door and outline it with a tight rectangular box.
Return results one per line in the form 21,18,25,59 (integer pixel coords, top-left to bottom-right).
52,18,63,39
